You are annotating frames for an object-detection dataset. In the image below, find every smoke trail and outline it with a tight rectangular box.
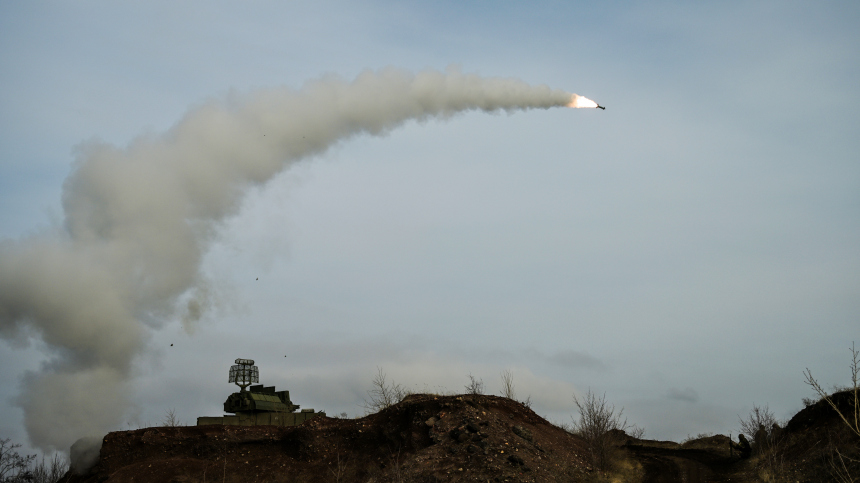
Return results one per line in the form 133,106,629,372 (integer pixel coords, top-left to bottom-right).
0,67,574,452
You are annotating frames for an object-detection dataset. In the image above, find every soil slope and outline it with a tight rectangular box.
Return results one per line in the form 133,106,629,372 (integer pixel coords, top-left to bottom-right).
60,394,590,483
624,390,860,483
59,390,860,482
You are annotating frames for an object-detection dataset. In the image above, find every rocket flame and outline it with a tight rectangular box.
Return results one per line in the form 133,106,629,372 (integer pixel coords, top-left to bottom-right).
567,95,599,108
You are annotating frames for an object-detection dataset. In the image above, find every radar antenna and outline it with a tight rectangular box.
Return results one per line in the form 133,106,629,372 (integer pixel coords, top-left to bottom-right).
228,358,258,392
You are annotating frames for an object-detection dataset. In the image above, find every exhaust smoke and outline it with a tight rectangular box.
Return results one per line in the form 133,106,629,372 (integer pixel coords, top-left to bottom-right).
0,68,585,452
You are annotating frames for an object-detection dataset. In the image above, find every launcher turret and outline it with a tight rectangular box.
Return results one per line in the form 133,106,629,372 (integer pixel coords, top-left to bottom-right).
197,358,325,427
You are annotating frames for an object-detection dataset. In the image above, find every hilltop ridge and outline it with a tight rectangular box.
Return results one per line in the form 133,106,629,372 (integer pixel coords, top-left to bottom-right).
61,394,589,482
59,390,860,482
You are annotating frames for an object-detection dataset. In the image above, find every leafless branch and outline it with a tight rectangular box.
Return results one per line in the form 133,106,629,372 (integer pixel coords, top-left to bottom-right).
0,438,36,482
362,367,409,413
464,373,484,395
161,407,181,427
500,370,516,400
571,389,629,471
803,342,860,438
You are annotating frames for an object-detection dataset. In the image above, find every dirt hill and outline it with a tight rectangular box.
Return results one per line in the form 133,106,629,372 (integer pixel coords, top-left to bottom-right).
59,391,859,483
623,389,860,482
60,394,590,483
770,389,860,481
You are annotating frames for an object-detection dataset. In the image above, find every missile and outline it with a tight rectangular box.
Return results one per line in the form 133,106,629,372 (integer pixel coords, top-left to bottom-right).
596,105,605,110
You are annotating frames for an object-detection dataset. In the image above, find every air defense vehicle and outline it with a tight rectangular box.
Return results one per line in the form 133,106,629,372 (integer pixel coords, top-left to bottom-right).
197,358,324,427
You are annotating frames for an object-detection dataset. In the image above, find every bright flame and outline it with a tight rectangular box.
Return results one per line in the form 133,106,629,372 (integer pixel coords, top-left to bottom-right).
567,95,599,108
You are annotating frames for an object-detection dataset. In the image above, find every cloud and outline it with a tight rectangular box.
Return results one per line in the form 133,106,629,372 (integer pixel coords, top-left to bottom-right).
545,349,608,371
666,387,699,404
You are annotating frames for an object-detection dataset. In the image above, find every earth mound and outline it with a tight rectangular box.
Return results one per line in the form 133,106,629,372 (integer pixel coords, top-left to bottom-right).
60,394,589,483
773,389,860,481
57,389,860,482
623,389,860,482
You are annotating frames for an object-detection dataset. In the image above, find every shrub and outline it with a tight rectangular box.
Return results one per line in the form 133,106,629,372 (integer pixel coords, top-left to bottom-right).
738,404,779,453
0,438,67,483
571,389,630,472
362,367,409,413
0,438,34,482
161,407,181,427
500,370,516,399
464,373,484,395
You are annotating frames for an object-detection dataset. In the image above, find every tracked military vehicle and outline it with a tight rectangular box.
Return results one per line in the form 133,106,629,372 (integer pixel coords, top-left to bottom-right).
197,359,324,427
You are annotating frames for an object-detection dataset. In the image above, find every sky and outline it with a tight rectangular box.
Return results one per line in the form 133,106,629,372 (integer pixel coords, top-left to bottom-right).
1,1,858,455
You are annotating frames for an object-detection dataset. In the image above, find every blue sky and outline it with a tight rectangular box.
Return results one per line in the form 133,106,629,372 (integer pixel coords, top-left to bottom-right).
1,1,858,454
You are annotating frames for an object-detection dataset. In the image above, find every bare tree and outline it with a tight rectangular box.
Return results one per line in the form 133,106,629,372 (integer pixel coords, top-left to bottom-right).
571,389,630,471
464,373,484,395
161,408,181,427
27,453,69,483
0,438,35,482
362,367,408,413
738,404,778,443
500,370,516,400
737,403,792,478
0,442,67,483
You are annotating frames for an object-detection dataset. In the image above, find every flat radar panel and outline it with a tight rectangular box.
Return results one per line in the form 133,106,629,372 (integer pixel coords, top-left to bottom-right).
228,359,259,391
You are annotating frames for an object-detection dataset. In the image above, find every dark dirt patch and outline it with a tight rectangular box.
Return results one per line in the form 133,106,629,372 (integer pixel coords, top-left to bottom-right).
625,444,754,483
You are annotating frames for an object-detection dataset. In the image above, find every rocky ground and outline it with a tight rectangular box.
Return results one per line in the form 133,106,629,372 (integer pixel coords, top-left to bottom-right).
59,391,859,483
623,390,860,483
60,394,591,482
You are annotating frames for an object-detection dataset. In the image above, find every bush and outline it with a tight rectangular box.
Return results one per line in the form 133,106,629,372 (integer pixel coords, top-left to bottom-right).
161,408,181,427
464,373,484,395
0,438,34,482
362,367,409,413
499,370,516,399
497,370,532,408
738,404,780,453
0,438,68,483
571,389,631,472
27,454,68,483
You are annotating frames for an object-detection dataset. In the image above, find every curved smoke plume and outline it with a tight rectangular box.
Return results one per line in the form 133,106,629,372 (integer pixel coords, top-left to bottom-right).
0,68,575,452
